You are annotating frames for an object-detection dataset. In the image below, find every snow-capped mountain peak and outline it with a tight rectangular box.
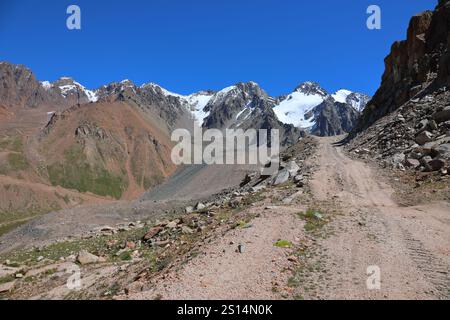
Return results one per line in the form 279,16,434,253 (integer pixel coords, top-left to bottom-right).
294,81,328,97
48,77,98,102
332,89,370,112
40,81,53,90
332,89,353,103
274,82,328,128
274,83,371,130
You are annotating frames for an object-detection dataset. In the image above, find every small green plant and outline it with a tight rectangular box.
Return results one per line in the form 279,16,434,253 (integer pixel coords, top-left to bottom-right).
297,209,327,232
274,240,293,248
236,220,250,229
118,251,132,261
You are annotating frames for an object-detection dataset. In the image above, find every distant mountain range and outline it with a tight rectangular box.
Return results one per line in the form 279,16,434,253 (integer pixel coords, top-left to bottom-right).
0,60,370,206
0,61,369,136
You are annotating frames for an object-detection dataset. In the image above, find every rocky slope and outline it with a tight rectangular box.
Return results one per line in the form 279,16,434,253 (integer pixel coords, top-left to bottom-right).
348,0,450,174
39,100,177,200
311,97,361,137
354,0,449,132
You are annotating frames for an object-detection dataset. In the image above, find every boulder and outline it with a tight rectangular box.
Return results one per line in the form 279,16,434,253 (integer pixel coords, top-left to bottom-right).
405,158,420,169
285,161,300,176
185,206,194,214
433,106,450,123
195,203,206,211
142,227,163,241
415,131,433,145
428,159,447,171
434,143,450,160
272,169,290,186
392,153,406,165
77,251,101,265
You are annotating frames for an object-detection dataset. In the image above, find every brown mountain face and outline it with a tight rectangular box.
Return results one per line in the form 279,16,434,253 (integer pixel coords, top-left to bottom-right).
0,62,69,112
0,62,180,222
348,1,450,174
39,100,176,200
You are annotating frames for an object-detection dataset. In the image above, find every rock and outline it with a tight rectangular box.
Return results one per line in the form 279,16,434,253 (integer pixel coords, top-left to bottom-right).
293,175,304,183
195,203,206,211
420,156,433,168
126,241,136,250
250,185,266,193
392,153,406,168
15,273,23,279
143,227,163,241
428,159,447,171
238,245,245,253
428,120,438,131
433,106,450,123
296,181,304,188
313,212,324,220
273,169,290,186
435,144,450,160
230,197,243,208
285,161,300,176
166,221,178,229
185,206,194,214
154,240,170,247
405,158,420,169
415,131,433,145
77,251,101,265
0,281,15,293
98,226,117,235
181,226,194,234
37,256,44,262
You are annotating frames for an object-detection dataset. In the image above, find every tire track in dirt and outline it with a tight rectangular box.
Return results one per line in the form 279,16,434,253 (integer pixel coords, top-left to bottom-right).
309,136,450,300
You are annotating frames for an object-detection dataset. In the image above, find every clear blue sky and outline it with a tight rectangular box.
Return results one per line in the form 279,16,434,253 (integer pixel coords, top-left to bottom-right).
0,0,437,96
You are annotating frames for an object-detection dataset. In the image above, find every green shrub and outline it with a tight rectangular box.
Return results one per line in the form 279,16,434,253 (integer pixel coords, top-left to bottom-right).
274,240,293,248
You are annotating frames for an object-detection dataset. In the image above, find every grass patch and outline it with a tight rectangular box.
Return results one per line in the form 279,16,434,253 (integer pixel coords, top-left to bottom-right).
47,145,126,199
0,137,23,153
241,192,265,206
297,209,327,233
0,275,15,285
274,240,293,248
118,251,132,261
0,222,156,268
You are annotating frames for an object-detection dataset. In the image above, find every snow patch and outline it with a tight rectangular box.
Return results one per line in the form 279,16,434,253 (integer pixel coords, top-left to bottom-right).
332,89,353,104
274,91,324,128
58,80,98,102
40,81,52,90
186,93,214,126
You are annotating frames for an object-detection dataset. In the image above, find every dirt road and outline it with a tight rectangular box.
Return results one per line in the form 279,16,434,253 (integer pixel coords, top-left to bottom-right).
309,137,450,299
130,137,450,300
